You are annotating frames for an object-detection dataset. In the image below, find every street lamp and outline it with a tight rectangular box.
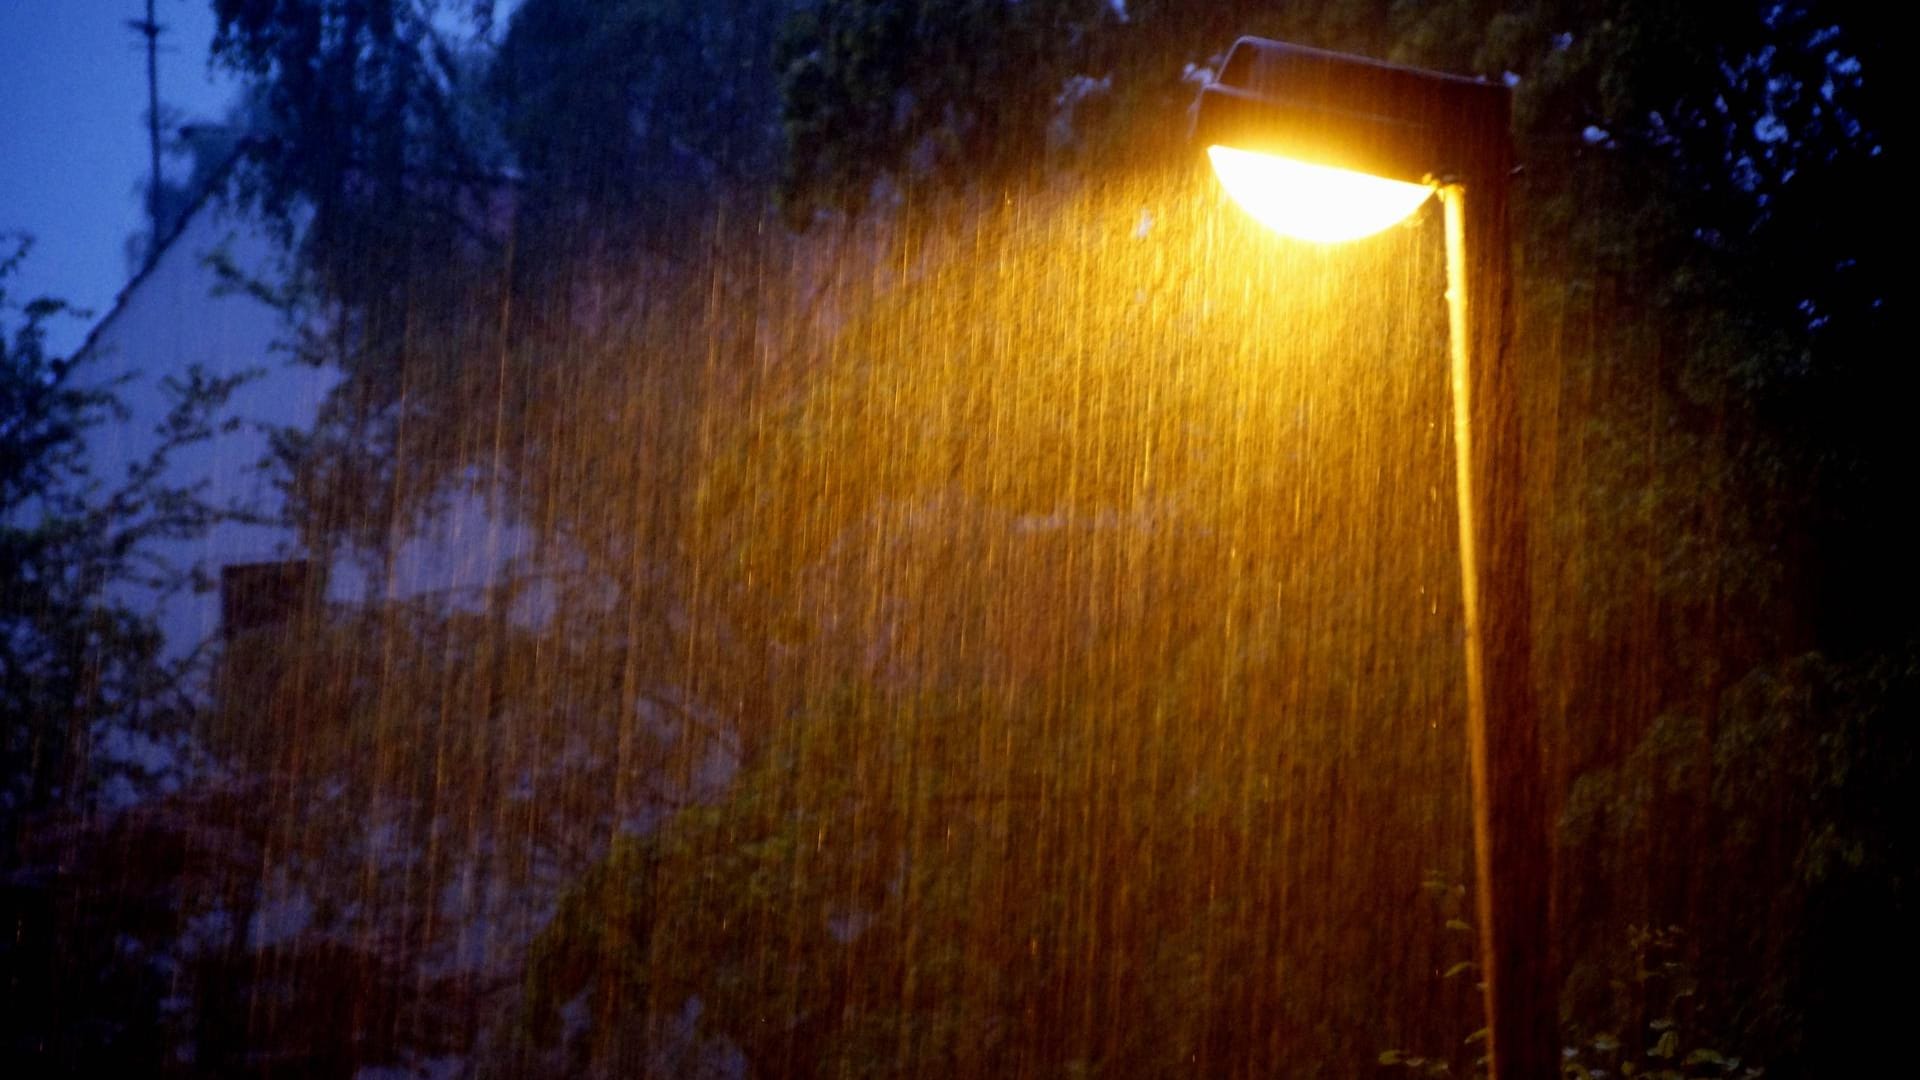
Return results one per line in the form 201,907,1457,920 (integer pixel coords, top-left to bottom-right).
1196,37,1554,1079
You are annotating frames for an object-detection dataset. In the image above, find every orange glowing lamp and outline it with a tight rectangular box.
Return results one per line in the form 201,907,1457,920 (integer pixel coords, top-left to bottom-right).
1193,38,1506,243
1205,145,1434,241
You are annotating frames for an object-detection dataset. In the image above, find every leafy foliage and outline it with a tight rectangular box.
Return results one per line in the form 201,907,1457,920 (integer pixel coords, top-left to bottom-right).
1,237,251,827
774,0,1119,218
210,0,507,341
1385,906,1766,1079
0,237,258,1071
492,0,788,219
1562,648,1917,1072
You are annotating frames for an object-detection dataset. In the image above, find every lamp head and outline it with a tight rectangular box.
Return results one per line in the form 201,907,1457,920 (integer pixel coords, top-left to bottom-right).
1194,38,1511,242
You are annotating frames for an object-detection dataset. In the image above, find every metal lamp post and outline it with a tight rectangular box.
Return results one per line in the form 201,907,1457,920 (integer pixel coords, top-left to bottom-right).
1195,37,1553,1079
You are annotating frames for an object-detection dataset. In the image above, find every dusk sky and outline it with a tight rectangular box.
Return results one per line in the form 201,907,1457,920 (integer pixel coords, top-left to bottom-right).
1,1,241,355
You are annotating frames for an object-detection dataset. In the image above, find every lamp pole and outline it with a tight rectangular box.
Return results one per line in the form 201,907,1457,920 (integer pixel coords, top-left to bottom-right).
1196,39,1554,1078
1440,173,1555,1080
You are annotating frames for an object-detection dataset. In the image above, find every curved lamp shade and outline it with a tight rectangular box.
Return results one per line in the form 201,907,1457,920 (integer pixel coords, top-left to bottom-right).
1194,37,1509,244
1207,145,1435,242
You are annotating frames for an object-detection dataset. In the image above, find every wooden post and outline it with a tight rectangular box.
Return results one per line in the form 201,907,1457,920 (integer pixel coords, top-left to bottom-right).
1443,161,1554,1077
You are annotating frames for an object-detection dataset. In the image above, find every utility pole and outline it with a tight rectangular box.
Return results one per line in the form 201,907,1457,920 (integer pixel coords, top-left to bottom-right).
130,0,164,243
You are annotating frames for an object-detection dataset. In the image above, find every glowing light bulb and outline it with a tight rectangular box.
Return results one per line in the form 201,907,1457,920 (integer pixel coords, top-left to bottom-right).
1207,145,1435,243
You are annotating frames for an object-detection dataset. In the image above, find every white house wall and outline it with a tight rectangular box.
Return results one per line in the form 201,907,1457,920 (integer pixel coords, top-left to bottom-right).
77,195,335,669
75,192,542,678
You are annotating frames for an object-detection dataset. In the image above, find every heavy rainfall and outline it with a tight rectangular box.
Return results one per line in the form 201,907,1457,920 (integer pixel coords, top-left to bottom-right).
0,2,1905,1077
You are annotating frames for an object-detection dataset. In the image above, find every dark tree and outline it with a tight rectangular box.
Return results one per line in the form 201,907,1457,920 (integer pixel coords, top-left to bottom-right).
1,237,255,1073
775,0,1119,219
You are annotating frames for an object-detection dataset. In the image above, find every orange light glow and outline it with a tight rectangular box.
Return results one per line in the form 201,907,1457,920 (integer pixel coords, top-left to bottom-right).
1207,145,1435,243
